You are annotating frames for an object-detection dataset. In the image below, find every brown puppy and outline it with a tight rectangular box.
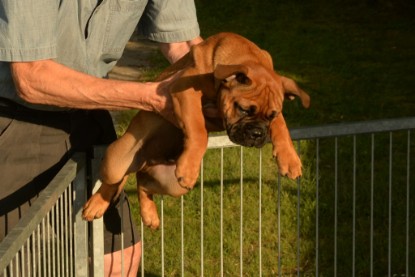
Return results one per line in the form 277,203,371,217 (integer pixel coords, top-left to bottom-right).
82,32,310,229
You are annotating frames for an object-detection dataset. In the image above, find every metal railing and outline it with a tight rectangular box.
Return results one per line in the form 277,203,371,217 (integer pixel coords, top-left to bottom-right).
0,153,89,277
0,117,413,276
140,117,414,277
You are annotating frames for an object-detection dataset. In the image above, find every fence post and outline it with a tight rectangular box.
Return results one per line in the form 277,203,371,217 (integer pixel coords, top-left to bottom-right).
73,153,89,276
90,146,107,277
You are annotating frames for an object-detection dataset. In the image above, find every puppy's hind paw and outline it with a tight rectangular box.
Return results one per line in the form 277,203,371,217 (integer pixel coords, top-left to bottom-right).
141,206,160,230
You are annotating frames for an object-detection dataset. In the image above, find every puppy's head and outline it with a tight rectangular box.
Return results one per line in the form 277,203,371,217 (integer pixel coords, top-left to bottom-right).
214,63,310,148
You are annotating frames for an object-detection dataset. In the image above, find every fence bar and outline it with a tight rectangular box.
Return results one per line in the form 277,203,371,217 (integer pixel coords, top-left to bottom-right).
258,148,263,277
240,147,244,277
181,195,184,276
296,142,301,277
90,147,106,277
200,159,205,277
334,137,338,277
315,139,320,276
352,136,356,277
161,196,165,277
73,153,89,277
388,132,393,277
370,134,375,277
277,174,281,277
220,148,224,277
290,117,415,140
406,130,411,277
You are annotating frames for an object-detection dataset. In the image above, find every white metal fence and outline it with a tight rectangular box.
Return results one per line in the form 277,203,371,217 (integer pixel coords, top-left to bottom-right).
0,153,89,277
0,117,414,276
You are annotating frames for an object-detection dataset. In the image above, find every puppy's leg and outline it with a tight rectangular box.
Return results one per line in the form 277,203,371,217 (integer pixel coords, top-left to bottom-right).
171,88,208,190
82,176,128,221
83,111,164,221
138,183,159,230
137,164,189,229
270,113,302,179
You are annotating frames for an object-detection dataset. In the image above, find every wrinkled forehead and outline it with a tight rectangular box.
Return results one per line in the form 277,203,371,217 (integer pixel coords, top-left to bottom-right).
240,66,284,102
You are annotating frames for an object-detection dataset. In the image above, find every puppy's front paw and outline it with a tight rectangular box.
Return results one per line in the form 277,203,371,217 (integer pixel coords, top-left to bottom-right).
275,150,302,179
175,158,200,191
82,184,118,221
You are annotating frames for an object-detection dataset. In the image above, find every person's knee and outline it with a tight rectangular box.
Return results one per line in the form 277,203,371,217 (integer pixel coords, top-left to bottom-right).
104,242,142,277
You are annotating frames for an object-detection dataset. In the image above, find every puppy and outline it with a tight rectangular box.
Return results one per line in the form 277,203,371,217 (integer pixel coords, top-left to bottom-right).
83,32,310,229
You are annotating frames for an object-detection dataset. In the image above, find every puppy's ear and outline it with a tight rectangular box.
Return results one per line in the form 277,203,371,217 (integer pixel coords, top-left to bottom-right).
214,64,252,89
281,76,310,108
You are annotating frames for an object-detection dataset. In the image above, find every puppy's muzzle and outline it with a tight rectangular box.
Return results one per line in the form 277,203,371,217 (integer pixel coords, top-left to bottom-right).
227,122,268,148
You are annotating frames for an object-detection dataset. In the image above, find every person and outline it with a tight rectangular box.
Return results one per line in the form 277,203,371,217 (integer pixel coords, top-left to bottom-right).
0,0,203,276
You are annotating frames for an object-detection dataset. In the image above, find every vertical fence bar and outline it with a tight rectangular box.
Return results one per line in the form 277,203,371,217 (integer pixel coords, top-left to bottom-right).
73,153,89,277
15,250,19,277
26,232,29,276
181,195,184,276
68,183,74,277
315,139,320,276
140,220,145,277
370,134,375,277
388,132,393,277
120,191,125,277
57,194,64,277
259,148,263,277
90,147,105,277
334,137,338,277
352,136,356,277
51,207,56,277
220,147,224,277
240,147,244,277
277,173,281,277
42,218,46,277
64,189,69,277
31,231,35,276
161,196,165,277
296,141,301,277
46,212,51,277
200,159,205,277
406,130,410,277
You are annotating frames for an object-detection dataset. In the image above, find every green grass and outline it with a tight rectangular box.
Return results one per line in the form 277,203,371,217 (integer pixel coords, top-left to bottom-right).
112,1,415,275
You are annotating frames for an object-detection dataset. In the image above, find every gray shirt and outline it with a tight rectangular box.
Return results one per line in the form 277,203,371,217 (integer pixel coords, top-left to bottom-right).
0,0,200,109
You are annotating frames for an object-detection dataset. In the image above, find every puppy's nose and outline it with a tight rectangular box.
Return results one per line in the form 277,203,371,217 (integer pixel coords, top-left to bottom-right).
248,127,264,139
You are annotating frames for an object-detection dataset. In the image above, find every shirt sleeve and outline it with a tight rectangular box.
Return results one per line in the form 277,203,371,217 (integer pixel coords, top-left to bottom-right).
0,0,59,61
138,0,200,43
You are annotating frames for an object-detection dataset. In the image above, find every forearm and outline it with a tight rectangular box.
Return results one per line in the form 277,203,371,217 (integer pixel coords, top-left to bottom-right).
10,60,166,112
159,36,203,64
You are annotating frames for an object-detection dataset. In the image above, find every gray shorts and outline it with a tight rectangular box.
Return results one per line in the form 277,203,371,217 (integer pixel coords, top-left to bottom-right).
0,98,138,253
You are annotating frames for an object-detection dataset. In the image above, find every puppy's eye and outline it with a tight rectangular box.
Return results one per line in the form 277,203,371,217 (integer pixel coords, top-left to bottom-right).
235,73,251,85
267,110,279,120
238,106,249,116
234,102,253,116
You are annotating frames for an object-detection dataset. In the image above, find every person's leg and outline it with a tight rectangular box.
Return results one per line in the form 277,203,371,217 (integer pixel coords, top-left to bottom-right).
101,193,141,276
71,110,142,275
104,242,142,277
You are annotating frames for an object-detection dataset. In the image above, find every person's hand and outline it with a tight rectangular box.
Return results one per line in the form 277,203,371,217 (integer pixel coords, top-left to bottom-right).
152,69,185,126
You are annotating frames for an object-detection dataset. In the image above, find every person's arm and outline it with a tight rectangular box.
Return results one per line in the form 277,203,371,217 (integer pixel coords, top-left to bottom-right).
10,59,176,117
159,36,203,64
